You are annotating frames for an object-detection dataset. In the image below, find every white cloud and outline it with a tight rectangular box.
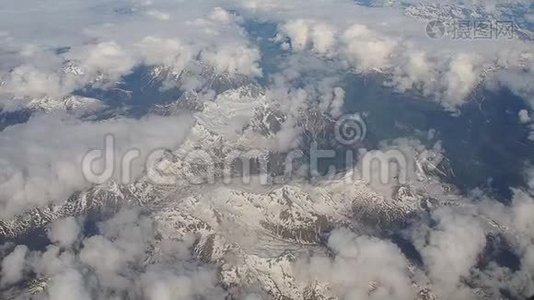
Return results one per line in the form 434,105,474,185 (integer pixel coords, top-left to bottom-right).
3,65,66,99
66,41,137,84
200,44,262,77
0,113,194,218
519,109,531,124
389,50,434,95
146,9,171,21
279,20,337,56
240,0,534,109
296,229,415,299
0,0,263,105
208,7,236,24
0,245,28,287
1,1,534,298
342,24,397,72
47,217,81,248
442,54,480,108
415,209,487,298
1,0,531,110
47,269,92,300
31,245,76,276
136,36,196,73
17,209,224,299
139,266,221,300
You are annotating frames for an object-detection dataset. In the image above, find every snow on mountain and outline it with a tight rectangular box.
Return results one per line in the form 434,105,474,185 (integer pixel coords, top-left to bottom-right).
3,71,518,299
0,61,106,115
0,82,475,299
149,61,257,94
26,95,104,113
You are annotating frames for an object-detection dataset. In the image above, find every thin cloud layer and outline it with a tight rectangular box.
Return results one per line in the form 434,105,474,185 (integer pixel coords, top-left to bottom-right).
0,113,193,218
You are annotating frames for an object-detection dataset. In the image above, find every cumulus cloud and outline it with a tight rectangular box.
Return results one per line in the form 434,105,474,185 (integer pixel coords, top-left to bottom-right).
296,229,414,299
519,109,531,124
47,269,92,300
136,36,195,72
200,44,262,77
139,265,222,300
8,209,225,300
342,24,397,72
66,41,137,84
279,19,337,56
2,65,67,99
47,217,81,248
245,0,534,109
0,245,28,287
414,209,487,299
442,54,481,108
146,9,171,21
0,1,262,106
1,0,531,111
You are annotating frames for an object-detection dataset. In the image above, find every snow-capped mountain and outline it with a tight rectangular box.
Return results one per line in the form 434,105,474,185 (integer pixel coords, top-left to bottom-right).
0,82,479,299
26,95,104,113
